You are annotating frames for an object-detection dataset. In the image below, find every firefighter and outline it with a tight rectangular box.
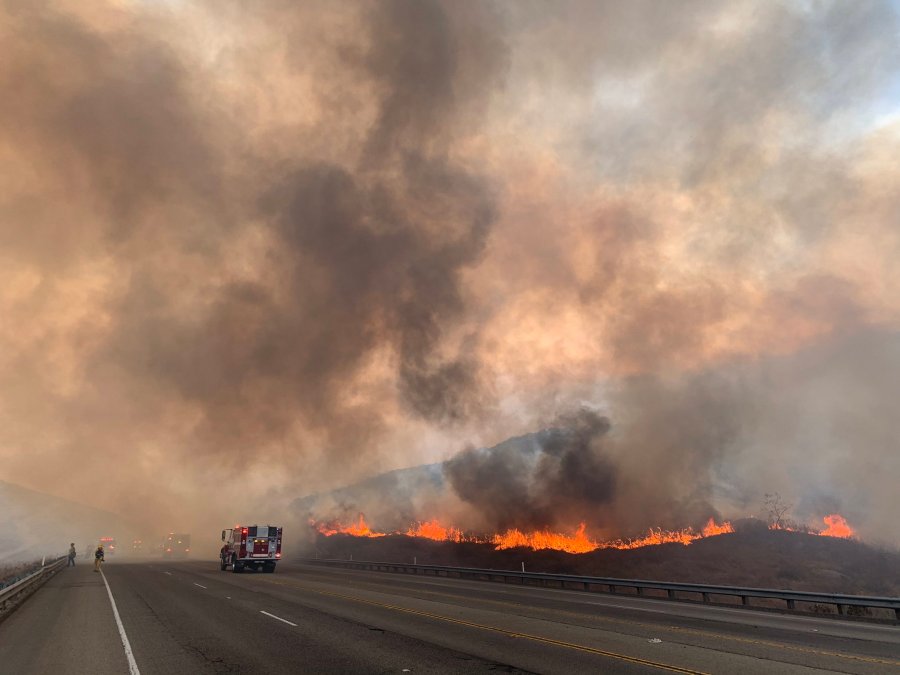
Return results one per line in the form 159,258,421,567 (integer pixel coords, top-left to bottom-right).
94,544,104,572
67,543,76,567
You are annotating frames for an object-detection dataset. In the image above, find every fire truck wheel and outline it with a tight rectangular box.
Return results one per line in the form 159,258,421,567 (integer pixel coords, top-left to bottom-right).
220,557,226,571
231,555,242,573
264,564,275,573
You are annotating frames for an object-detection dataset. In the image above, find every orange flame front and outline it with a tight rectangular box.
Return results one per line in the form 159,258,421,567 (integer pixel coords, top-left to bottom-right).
701,518,735,537
312,513,386,538
405,519,467,543
492,523,599,554
820,513,854,538
311,513,855,553
311,515,736,553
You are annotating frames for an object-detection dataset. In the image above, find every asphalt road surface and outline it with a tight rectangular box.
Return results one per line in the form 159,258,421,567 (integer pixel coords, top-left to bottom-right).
0,559,897,674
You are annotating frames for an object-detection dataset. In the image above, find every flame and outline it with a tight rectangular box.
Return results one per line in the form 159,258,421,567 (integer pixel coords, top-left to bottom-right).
312,513,386,538
765,513,855,538
311,512,856,553
493,523,598,554
819,513,854,538
405,519,467,543
606,527,699,549
312,514,736,553
701,517,734,537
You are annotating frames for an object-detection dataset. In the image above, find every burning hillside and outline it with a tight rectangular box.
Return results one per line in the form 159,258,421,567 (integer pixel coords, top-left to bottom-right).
2,0,899,560
311,513,854,555
295,409,870,558
307,521,900,599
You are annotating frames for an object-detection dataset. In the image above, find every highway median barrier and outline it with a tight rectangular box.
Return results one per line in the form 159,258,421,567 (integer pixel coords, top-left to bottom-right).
303,558,900,623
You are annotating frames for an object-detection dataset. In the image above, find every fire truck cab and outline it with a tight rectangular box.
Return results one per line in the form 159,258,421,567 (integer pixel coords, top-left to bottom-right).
220,525,282,573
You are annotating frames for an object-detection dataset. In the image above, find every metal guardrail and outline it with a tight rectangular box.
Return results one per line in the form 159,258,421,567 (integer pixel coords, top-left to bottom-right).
305,558,900,621
0,560,43,590
0,556,66,613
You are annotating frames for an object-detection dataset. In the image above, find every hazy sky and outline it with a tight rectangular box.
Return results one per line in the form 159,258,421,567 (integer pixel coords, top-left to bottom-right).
1,0,898,540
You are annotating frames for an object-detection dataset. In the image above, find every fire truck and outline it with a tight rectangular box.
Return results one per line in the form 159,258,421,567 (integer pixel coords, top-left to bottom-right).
99,537,117,555
163,533,191,559
220,525,282,573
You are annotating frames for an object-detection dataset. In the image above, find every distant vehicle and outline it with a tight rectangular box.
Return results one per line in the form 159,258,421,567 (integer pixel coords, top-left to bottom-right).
163,533,191,559
132,539,143,554
220,525,282,573
99,537,117,555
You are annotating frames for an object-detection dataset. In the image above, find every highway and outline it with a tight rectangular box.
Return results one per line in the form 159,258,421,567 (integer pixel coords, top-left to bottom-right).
0,559,897,674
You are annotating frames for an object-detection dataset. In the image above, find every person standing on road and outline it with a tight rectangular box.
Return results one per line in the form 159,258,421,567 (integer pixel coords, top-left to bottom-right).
67,543,76,567
94,544,104,572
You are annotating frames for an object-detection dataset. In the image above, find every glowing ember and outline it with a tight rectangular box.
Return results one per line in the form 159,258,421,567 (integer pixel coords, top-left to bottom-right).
820,513,854,538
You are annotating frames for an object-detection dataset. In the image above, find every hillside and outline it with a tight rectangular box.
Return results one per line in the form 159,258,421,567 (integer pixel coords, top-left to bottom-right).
289,430,563,531
305,523,900,598
0,480,131,562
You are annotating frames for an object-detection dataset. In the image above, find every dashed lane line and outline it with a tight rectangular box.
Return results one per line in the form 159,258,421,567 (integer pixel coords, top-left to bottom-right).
193,583,208,589
286,572,900,668
260,610,298,627
100,569,141,675
263,580,705,674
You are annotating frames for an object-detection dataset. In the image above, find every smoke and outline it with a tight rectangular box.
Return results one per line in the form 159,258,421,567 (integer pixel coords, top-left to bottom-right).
444,409,617,531
0,0,507,536
301,327,899,544
1,1,899,544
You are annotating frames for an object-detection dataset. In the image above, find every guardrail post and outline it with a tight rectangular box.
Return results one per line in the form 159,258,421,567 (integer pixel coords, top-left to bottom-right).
786,599,796,610
636,587,644,596
702,592,710,603
667,590,676,600
608,584,616,594
836,604,846,616
895,608,900,621
741,596,749,606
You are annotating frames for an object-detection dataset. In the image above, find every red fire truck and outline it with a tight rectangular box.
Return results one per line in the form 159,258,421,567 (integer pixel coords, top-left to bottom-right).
163,533,191,559
220,525,282,573
99,537,117,556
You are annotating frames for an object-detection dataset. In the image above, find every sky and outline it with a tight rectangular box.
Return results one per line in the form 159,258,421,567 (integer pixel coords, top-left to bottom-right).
1,0,899,542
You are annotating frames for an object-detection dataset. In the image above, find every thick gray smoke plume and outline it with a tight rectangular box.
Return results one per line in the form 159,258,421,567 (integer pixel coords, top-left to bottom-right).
0,0,507,534
1,1,899,545
444,409,617,531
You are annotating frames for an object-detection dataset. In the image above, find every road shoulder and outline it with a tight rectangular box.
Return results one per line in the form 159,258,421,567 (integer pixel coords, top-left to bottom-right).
0,562,130,674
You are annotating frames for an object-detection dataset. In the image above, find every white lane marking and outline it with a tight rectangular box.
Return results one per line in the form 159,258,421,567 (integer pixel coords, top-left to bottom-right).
225,596,231,599
260,610,297,627
164,571,172,576
100,569,141,675
193,583,207,589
